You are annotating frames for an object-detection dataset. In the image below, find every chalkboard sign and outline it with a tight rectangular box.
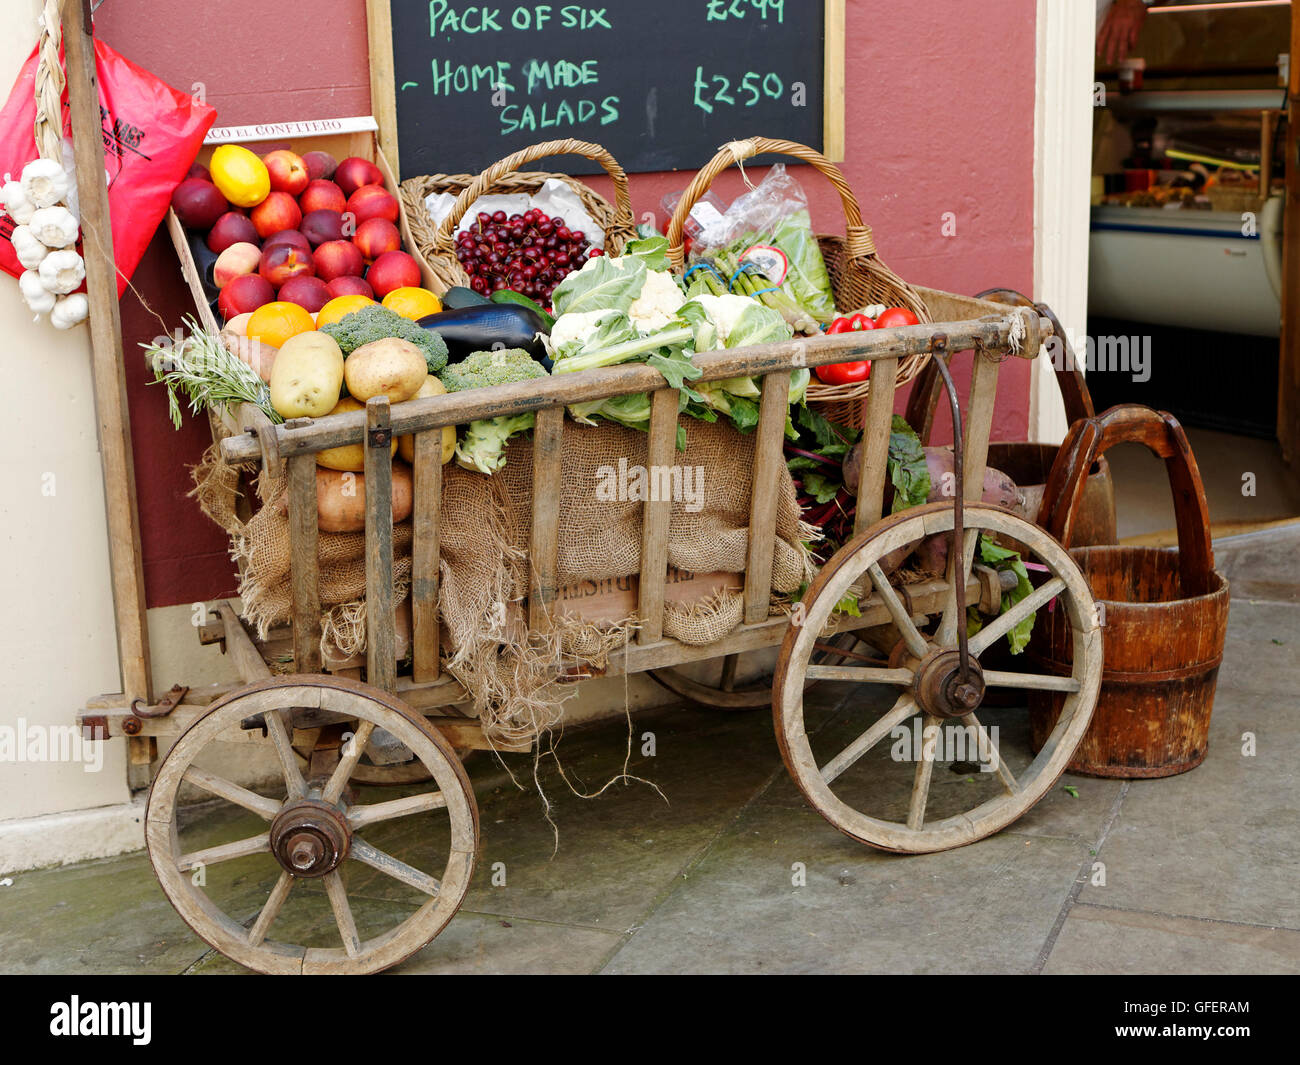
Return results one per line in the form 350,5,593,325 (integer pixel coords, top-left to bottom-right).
371,1,845,180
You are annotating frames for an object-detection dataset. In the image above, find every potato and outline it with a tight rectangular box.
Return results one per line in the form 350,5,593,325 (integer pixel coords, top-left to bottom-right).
396,375,455,465
269,330,344,419
315,396,397,472
221,329,277,383
315,462,414,534
344,337,427,403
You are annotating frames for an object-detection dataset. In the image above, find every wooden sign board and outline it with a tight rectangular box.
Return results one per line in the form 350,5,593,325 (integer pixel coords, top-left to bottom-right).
367,0,845,179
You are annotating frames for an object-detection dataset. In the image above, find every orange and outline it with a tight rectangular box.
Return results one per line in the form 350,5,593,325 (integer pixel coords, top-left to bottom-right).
245,301,315,349
315,294,377,329
382,286,442,321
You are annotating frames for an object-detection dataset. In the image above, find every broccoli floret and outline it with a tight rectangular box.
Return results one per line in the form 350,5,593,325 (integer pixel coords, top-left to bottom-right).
439,349,548,474
439,347,547,392
322,305,448,373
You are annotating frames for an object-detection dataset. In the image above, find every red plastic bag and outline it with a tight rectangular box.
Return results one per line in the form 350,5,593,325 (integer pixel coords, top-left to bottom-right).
0,38,215,297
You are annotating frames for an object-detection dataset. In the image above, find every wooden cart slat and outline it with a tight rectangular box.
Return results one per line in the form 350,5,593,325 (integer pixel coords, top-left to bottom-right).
411,430,443,682
364,398,397,692
286,446,323,674
637,388,680,644
854,356,899,535
744,370,793,625
529,406,566,633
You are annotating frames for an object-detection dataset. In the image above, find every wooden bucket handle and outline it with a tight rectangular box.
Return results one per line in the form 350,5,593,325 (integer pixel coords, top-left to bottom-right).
903,289,1095,444
431,138,637,254
1038,404,1214,598
664,137,874,271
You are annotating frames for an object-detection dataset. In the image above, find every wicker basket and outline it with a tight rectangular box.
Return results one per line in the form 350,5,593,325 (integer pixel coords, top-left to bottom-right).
666,138,931,429
399,138,639,294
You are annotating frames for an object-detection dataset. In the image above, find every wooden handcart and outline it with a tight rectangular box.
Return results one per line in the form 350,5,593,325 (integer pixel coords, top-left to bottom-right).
78,285,1104,973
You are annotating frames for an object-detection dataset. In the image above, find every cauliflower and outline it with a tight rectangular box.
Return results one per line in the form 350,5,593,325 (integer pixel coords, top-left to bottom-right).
628,269,686,332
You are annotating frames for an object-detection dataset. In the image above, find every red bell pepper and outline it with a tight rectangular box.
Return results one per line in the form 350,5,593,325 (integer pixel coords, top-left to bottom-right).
817,315,875,384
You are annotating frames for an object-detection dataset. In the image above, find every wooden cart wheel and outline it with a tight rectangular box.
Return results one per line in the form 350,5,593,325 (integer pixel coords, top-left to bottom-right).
774,503,1102,854
145,675,478,974
648,632,863,710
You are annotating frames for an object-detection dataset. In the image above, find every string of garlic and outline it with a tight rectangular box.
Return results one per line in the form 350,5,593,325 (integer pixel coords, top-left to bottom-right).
3,155,88,328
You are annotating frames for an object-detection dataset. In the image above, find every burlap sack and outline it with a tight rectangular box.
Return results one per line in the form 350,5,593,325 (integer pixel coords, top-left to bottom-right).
194,418,814,745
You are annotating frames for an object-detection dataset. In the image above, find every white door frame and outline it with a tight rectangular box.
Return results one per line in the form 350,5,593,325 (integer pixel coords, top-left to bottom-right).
1031,0,1099,442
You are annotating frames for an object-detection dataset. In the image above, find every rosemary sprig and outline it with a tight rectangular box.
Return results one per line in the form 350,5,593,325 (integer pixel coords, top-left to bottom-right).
142,315,280,429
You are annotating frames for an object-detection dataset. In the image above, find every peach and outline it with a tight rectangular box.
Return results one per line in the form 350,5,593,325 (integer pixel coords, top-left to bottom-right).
259,243,315,288
301,209,345,246
302,150,338,182
263,229,312,255
250,191,303,239
346,184,399,225
326,275,375,300
218,273,274,319
171,178,228,230
277,275,332,313
213,241,262,288
334,156,384,197
367,250,422,298
262,149,309,196
353,217,401,263
206,211,260,254
314,239,365,282
299,179,346,214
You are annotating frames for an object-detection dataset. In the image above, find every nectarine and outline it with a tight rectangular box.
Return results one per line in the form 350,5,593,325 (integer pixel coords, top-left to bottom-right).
299,179,347,214
302,150,338,182
326,275,375,300
301,209,345,247
206,211,260,254
218,273,275,319
353,217,401,263
172,178,229,230
346,184,399,225
213,241,262,288
263,149,310,196
367,250,422,298
250,191,303,240
263,229,312,255
277,275,332,313
260,243,315,288
314,239,365,281
334,156,384,197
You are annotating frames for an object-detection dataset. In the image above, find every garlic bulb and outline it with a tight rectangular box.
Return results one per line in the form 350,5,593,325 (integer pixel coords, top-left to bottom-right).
2,179,35,225
38,249,85,294
29,205,79,249
21,158,69,209
50,292,89,330
10,224,48,270
19,269,56,313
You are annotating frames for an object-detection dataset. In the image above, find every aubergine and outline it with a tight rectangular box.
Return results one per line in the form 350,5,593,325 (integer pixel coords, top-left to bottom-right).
417,304,550,367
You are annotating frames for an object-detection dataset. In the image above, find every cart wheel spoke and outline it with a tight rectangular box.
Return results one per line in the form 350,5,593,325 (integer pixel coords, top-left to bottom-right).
982,669,1080,693
821,693,918,785
347,790,448,830
263,708,307,800
719,653,740,692
182,766,281,820
961,712,1020,795
147,677,478,974
868,563,929,658
906,715,941,830
804,665,914,685
350,838,442,897
968,577,1066,657
321,720,376,805
247,871,294,947
177,833,270,872
323,871,361,958
936,528,980,647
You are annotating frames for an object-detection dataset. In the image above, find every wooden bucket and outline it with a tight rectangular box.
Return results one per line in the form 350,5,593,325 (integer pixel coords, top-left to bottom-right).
665,137,932,429
1028,405,1230,778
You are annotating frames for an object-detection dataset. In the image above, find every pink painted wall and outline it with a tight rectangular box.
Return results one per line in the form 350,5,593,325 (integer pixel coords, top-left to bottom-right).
97,0,1037,608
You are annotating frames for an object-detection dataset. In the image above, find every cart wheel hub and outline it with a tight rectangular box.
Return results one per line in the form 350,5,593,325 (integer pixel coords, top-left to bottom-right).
270,799,351,878
914,649,985,719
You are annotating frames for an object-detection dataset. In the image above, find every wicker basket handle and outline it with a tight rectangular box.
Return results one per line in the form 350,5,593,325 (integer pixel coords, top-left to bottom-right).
903,290,1096,445
1038,404,1214,598
431,138,637,254
665,137,872,271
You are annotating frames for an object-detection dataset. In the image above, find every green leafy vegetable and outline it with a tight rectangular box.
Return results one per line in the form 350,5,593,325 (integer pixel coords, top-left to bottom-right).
439,348,548,474
965,534,1037,655
771,208,837,323
888,415,931,513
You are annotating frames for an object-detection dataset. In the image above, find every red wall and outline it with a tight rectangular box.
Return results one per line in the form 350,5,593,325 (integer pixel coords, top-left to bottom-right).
97,0,1038,609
